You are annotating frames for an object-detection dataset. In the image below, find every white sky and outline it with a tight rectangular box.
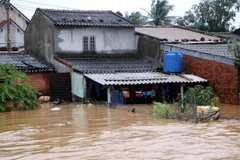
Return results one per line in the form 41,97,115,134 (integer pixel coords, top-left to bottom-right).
10,0,240,27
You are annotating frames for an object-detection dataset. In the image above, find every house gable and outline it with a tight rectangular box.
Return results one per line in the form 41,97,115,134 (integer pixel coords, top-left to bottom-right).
0,2,29,31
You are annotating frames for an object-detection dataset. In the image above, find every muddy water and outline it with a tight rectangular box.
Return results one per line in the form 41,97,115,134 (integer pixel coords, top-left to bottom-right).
0,103,240,160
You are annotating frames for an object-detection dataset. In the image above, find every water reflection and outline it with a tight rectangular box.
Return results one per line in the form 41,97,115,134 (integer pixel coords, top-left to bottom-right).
0,103,240,160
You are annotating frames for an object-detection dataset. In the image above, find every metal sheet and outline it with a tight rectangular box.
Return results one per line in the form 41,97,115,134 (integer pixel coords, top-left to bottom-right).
84,72,207,85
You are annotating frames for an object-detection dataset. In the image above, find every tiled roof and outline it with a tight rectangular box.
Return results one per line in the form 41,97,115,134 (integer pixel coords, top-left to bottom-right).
211,32,240,40
0,53,55,72
37,8,134,28
135,27,220,42
167,43,234,59
84,73,207,85
55,54,161,73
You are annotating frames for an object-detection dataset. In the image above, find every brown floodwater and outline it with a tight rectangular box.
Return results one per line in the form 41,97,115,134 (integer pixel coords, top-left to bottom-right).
0,103,240,160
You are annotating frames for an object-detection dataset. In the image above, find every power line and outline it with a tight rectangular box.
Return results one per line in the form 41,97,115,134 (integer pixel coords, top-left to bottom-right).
13,3,37,9
13,6,35,11
17,0,78,10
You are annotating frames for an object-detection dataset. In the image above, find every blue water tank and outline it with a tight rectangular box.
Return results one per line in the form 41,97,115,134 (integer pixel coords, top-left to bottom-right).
163,52,183,73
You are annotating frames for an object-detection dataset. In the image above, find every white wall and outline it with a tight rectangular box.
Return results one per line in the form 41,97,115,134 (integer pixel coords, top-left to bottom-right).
15,27,24,47
54,27,136,54
0,27,5,47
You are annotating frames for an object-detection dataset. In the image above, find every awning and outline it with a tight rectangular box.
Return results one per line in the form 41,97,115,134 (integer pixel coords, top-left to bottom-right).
84,72,207,85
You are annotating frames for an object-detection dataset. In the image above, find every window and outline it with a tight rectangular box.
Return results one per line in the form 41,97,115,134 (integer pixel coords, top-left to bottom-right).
17,28,20,33
1,29,3,32
83,36,89,51
83,36,95,52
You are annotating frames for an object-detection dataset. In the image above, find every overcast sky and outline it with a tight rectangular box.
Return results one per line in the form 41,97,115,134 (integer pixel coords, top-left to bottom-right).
10,0,240,27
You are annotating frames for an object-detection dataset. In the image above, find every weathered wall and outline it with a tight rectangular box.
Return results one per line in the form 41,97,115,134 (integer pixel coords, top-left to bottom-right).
24,10,55,65
54,27,136,54
0,21,24,48
0,4,28,30
183,55,238,104
50,73,72,101
137,36,160,61
26,73,51,95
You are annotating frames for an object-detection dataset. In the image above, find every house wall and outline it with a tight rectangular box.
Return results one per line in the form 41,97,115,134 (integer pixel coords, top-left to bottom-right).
54,27,136,54
183,55,238,104
137,36,160,61
24,10,55,65
26,72,51,95
0,23,24,48
0,4,28,30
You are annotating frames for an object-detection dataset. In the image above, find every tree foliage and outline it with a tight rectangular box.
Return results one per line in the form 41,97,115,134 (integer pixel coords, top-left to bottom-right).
228,40,240,65
142,0,175,26
176,0,240,32
124,11,147,26
0,64,40,111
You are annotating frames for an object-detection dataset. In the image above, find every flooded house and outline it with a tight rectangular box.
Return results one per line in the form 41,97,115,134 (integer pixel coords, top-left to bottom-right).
136,26,239,104
24,9,207,105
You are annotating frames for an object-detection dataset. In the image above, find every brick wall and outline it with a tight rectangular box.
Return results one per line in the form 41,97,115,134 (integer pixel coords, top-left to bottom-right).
183,55,238,104
26,73,51,95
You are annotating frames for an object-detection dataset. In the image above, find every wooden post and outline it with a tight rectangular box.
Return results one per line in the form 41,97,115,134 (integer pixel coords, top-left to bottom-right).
83,77,87,98
180,85,184,100
107,87,111,108
4,0,11,52
180,85,184,108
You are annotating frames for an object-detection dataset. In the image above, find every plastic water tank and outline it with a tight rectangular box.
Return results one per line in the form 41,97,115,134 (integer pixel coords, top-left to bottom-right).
163,52,183,73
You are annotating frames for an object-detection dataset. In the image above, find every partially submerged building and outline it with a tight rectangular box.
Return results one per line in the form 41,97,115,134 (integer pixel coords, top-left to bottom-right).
25,9,207,105
136,26,238,104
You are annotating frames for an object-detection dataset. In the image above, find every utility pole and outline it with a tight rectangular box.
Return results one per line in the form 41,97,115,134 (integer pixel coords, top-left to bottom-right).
2,0,11,52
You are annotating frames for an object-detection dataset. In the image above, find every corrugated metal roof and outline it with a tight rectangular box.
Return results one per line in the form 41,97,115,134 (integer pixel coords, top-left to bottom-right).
56,54,161,73
167,43,233,59
135,27,219,42
38,8,134,28
84,72,207,85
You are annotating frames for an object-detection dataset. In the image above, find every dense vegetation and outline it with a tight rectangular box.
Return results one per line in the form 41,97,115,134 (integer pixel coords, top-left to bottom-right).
153,85,219,120
125,0,239,32
0,64,40,111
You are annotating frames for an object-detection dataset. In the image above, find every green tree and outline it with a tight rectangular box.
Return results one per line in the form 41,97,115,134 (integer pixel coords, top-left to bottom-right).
176,0,240,32
0,64,40,111
125,11,147,26
228,40,240,65
142,0,175,26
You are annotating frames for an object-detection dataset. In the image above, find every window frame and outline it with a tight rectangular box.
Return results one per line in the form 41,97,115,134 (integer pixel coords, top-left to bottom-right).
83,36,96,52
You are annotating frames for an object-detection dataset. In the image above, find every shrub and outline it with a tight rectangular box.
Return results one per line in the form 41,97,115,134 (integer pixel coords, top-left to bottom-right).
153,102,172,119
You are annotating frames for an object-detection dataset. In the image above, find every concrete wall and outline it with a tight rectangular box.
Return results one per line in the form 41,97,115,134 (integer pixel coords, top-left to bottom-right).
137,36,160,61
54,27,136,54
0,22,24,48
0,4,28,30
25,10,55,65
